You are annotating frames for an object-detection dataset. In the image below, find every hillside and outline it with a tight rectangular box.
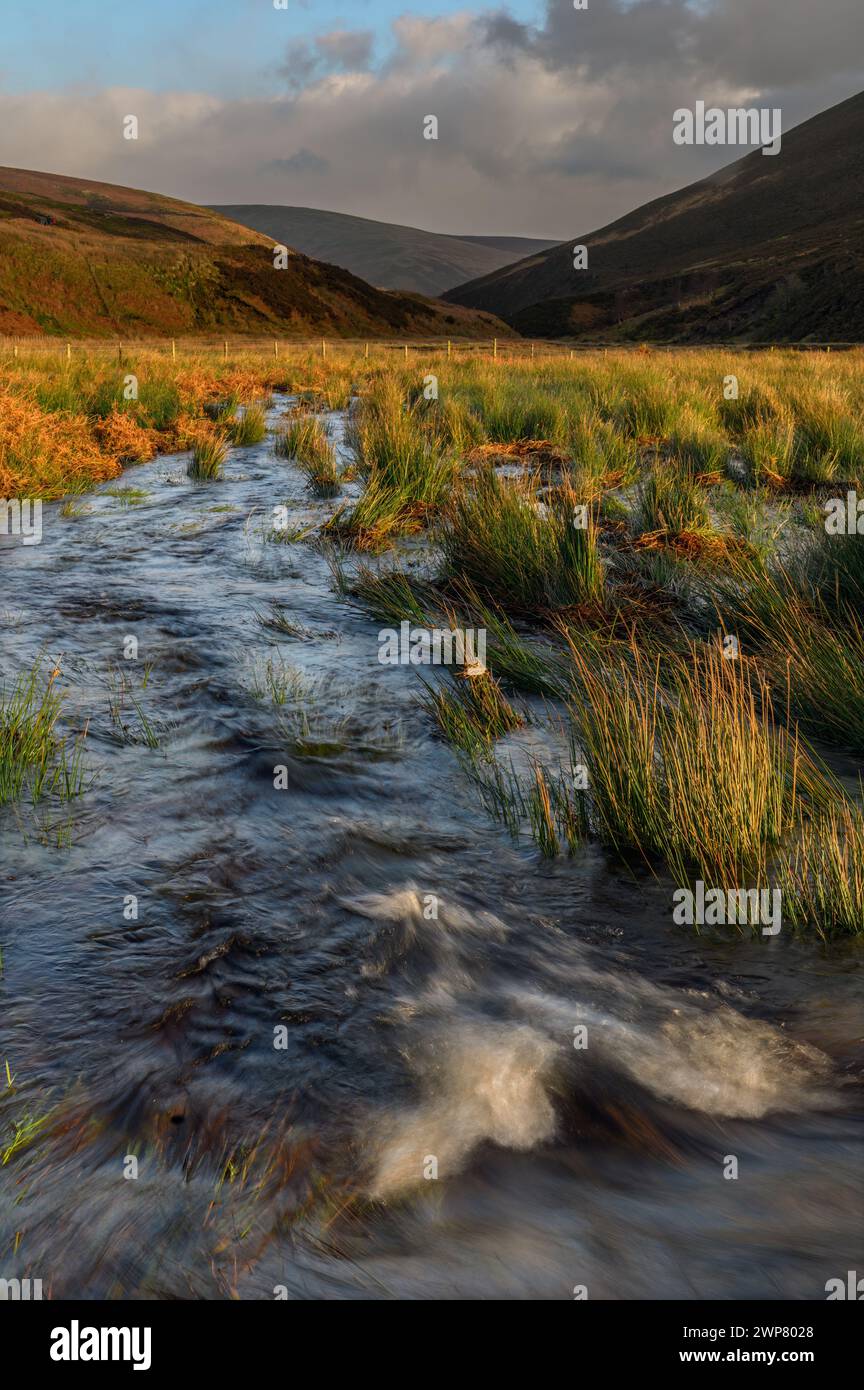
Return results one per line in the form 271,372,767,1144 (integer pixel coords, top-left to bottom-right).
210,205,557,296
445,89,864,342
0,167,511,339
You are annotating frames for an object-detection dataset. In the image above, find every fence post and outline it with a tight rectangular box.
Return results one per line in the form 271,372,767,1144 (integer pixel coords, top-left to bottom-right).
66,342,71,361
171,339,176,361
493,338,497,359
223,341,228,360
322,339,326,359
365,342,369,359
447,340,451,359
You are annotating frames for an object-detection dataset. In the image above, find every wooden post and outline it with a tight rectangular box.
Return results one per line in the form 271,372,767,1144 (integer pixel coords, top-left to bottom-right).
365,342,369,359
223,340,228,360
66,342,71,361
274,340,278,359
404,344,408,361
447,340,451,359
171,339,176,361
322,339,326,359
493,338,497,359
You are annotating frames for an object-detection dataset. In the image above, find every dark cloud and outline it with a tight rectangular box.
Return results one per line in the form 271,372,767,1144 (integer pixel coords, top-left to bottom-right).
278,29,374,91
483,0,864,88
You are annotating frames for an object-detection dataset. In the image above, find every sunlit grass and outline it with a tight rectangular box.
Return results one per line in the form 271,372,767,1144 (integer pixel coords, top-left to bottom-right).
439,470,604,614
275,416,340,495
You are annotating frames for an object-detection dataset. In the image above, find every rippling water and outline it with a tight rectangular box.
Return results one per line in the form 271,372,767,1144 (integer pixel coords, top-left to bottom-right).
1,399,861,1299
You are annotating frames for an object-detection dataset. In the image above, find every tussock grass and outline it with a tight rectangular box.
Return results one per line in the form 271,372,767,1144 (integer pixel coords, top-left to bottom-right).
779,801,864,938
325,380,454,545
187,434,228,480
419,669,523,754
667,408,730,478
719,383,779,435
467,753,589,856
568,414,639,489
613,378,680,440
445,579,567,695
229,404,267,447
440,470,604,614
275,417,340,495
565,640,805,884
203,394,239,425
349,562,441,627
808,525,864,614
717,564,864,753
0,661,87,808
791,385,864,484
740,411,799,485
634,469,712,541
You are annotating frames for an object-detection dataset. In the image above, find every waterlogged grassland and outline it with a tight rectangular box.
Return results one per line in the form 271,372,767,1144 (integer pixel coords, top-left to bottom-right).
3,343,864,933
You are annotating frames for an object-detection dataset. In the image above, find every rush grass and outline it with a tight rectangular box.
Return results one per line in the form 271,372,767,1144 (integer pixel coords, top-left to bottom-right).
275,416,340,495
187,434,228,480
439,470,604,614
564,639,805,884
0,661,87,808
419,669,523,754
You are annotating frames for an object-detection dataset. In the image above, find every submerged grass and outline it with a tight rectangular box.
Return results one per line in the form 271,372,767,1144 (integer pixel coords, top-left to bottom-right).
0,661,87,809
419,669,524,754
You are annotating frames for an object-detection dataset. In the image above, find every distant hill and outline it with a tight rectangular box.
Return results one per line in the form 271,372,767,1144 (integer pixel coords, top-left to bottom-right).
0,167,511,339
210,205,558,296
445,89,864,342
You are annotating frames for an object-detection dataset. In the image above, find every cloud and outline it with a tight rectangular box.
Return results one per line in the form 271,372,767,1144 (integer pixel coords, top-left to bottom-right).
278,29,374,91
259,149,330,175
0,4,860,239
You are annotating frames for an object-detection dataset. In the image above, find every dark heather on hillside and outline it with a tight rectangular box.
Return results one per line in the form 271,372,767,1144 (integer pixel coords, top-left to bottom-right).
445,89,864,342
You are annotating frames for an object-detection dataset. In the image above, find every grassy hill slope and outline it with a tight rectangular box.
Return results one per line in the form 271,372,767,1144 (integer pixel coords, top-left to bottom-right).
0,167,510,339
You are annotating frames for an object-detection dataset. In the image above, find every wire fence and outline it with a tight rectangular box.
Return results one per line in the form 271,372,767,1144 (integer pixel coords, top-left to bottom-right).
1,335,862,364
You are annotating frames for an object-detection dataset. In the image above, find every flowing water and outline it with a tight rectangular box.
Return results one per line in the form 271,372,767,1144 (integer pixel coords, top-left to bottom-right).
1,399,861,1300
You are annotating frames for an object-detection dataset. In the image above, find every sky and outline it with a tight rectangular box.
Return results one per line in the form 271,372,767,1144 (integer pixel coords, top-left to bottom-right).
0,0,861,238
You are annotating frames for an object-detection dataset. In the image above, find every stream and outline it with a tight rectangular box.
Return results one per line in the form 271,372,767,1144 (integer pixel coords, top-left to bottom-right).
0,397,861,1300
